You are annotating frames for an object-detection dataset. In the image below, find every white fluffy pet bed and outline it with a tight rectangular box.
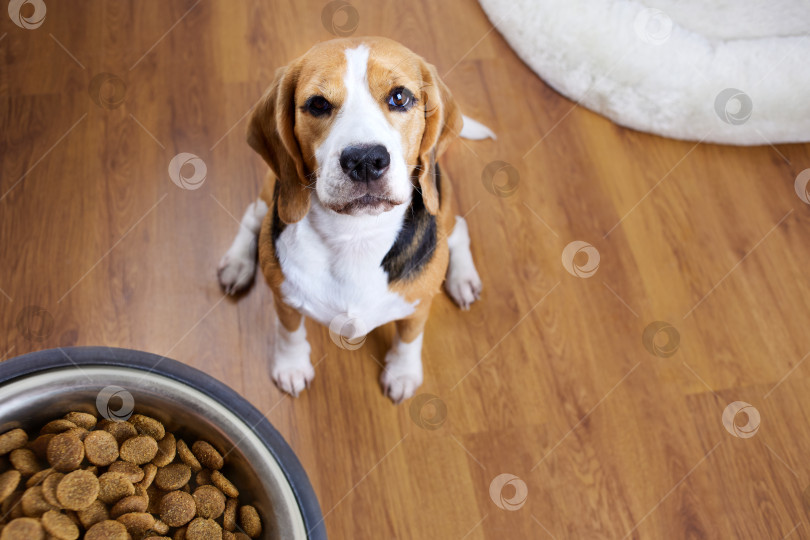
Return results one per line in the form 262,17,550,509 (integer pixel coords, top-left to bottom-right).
477,0,810,145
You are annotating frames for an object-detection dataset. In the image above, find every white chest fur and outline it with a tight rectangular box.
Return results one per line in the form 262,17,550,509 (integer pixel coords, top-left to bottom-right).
275,198,418,334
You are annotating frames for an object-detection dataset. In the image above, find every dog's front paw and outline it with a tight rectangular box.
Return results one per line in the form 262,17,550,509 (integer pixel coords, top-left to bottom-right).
217,250,256,295
445,265,482,310
271,363,315,397
380,354,423,404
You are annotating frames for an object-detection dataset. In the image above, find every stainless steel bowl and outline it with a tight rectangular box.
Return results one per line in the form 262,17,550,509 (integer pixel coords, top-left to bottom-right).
0,347,326,540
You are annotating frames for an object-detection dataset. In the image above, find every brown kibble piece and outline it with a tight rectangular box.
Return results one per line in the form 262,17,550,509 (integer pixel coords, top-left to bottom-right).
120,436,158,465
238,505,262,538
65,427,89,441
98,421,138,445
159,491,196,527
40,421,77,435
0,429,28,456
152,519,170,534
116,512,155,535
195,470,211,486
222,532,235,540
41,472,64,508
83,431,118,466
192,486,225,520
190,442,223,471
175,440,201,472
9,449,41,476
210,471,239,498
140,463,157,489
130,415,165,441
0,470,21,504
154,463,191,491
173,528,187,540
185,518,221,540
232,533,250,540
76,499,109,529
0,517,44,540
41,510,79,540
85,520,128,540
222,498,237,531
152,433,176,467
21,486,55,517
2,490,24,520
63,412,97,431
28,435,55,460
46,434,84,472
110,494,148,518
25,467,54,488
108,461,144,483
97,472,135,505
146,485,162,514
55,470,98,511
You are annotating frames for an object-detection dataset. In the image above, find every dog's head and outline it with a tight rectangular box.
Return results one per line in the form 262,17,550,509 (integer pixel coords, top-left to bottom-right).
247,37,461,223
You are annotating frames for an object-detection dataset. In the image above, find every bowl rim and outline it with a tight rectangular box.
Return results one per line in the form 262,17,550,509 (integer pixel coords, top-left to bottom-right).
0,346,327,540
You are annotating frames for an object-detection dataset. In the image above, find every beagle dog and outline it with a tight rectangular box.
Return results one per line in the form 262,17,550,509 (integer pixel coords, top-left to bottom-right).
217,37,493,403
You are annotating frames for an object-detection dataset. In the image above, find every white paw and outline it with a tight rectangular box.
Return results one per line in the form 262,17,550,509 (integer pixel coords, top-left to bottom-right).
271,363,314,397
217,250,256,295
380,367,422,404
445,264,482,310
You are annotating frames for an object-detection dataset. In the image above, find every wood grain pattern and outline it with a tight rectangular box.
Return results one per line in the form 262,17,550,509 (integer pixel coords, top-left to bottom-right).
2,1,810,538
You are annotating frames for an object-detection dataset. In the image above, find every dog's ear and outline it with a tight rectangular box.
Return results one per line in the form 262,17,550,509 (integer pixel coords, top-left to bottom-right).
416,60,462,215
247,62,310,224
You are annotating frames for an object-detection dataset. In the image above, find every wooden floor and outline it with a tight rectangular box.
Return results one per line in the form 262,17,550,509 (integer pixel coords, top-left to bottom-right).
3,1,810,538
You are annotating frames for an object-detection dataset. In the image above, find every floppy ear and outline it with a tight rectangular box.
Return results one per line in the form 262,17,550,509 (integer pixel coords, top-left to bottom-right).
416,61,463,215
247,63,310,224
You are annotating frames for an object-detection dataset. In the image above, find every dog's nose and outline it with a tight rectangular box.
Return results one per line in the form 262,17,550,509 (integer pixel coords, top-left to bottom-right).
339,144,390,182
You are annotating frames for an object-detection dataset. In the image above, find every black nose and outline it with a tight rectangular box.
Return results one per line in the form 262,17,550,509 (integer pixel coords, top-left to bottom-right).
339,144,390,182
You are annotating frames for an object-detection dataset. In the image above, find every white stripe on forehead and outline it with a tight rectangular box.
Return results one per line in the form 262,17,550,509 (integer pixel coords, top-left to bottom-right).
344,44,370,87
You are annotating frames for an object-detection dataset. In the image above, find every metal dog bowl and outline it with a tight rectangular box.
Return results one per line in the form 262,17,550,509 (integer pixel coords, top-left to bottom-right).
0,347,326,540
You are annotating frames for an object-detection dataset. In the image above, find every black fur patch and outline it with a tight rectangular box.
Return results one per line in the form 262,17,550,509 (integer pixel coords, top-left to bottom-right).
381,165,441,283
271,182,286,243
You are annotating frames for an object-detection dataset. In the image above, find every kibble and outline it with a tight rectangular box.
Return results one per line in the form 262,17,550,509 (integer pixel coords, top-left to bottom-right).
0,429,28,455
46,434,84,472
190,442,223,471
41,509,79,540
0,470,21,504
175,440,202,472
83,431,118,466
85,520,129,540
186,517,221,540
0,517,44,540
154,463,191,491
97,472,135,505
160,491,196,527
238,505,262,538
130,415,166,441
56,470,99,511
108,461,144,483
0,411,262,539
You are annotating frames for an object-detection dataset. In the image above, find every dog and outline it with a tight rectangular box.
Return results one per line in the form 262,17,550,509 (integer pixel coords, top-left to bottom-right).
217,37,493,403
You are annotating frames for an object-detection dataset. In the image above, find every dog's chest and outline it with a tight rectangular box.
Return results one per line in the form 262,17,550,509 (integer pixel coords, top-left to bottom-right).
274,208,417,331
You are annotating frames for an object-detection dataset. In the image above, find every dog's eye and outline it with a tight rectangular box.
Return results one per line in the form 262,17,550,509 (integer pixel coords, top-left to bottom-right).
305,96,333,116
387,87,414,111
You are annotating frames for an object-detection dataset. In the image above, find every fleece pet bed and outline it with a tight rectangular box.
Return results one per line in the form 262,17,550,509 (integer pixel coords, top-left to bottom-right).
477,0,810,145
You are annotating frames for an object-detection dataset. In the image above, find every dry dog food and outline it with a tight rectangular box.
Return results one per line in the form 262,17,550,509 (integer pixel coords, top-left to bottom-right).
0,411,263,539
